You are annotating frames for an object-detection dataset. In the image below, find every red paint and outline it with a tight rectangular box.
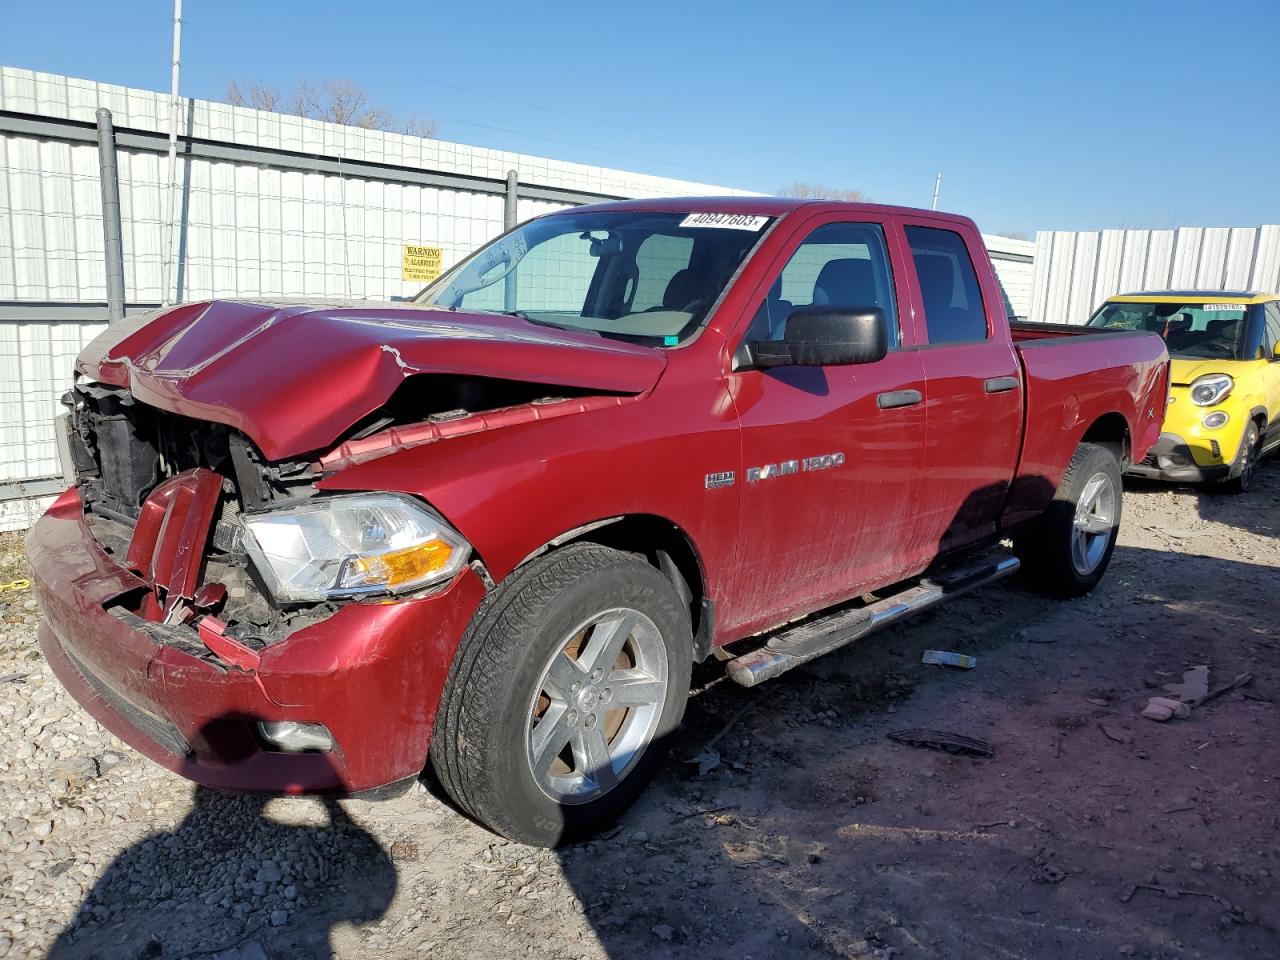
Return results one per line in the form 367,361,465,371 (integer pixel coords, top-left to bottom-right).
125,467,222,619
33,198,1169,796
197,616,261,672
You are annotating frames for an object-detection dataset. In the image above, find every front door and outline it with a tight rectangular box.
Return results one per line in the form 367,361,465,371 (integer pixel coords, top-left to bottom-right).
720,217,929,638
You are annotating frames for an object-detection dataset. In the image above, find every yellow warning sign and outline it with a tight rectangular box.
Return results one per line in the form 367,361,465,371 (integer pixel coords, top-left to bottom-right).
402,245,443,282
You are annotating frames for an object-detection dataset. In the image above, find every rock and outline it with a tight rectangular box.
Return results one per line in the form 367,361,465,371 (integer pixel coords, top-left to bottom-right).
270,909,289,928
653,924,674,941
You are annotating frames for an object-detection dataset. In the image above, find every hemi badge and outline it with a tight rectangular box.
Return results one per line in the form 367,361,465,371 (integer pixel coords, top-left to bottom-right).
705,471,736,489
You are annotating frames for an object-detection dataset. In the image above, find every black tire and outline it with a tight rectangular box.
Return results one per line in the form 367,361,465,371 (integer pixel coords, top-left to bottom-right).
1219,420,1262,495
430,543,692,847
1013,442,1122,598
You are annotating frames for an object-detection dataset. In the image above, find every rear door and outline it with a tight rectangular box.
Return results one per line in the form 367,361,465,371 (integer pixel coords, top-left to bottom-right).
719,213,930,637
895,217,1023,556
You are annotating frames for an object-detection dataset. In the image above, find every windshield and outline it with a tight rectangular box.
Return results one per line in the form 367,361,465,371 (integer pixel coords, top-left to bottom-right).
415,210,773,346
1087,300,1249,360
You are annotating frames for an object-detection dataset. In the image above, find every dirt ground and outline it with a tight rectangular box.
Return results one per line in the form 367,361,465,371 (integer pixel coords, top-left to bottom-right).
1,462,1278,960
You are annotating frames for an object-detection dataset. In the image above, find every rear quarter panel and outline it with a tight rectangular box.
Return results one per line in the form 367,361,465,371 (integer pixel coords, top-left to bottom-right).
1006,329,1169,527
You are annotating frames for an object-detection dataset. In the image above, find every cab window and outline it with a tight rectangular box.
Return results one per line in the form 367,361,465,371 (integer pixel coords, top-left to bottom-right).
905,226,989,343
745,222,899,347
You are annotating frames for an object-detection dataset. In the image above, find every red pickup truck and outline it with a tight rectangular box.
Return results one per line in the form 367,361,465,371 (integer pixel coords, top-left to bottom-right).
29,198,1169,846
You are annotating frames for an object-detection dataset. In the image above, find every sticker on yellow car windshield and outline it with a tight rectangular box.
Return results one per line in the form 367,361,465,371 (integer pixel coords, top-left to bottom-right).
679,213,769,231
1202,303,1244,310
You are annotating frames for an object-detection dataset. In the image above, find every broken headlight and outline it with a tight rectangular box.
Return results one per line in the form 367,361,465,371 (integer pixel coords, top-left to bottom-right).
241,493,470,602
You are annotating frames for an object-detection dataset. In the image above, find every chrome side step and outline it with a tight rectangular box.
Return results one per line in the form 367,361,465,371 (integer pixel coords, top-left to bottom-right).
725,550,1021,688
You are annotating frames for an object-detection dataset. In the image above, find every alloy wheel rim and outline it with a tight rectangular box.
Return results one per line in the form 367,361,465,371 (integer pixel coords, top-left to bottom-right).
1071,472,1116,576
525,607,668,805
1239,429,1257,489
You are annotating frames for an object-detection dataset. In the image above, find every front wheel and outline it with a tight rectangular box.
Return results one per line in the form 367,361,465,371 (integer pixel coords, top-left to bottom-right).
430,543,692,847
1219,421,1261,495
1014,442,1122,598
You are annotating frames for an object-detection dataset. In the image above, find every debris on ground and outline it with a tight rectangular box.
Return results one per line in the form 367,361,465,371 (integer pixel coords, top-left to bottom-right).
887,728,994,757
1142,697,1192,722
921,650,977,669
1194,672,1252,708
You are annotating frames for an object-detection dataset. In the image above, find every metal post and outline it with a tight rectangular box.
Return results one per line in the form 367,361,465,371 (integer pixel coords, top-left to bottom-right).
95,109,126,325
161,0,183,305
931,172,942,211
504,169,518,310
504,169,519,230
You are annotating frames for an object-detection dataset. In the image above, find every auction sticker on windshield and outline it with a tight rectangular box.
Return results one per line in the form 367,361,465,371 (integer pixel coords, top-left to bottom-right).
679,213,769,231
1202,303,1243,310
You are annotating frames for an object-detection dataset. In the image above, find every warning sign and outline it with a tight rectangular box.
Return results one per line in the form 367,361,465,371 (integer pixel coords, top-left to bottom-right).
403,245,443,282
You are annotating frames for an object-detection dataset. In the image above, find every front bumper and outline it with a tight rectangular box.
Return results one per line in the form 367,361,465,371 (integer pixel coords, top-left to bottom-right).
28,488,486,795
1126,432,1231,483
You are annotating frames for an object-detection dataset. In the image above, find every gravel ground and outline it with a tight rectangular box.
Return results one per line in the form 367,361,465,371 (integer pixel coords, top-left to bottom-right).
1,463,1278,960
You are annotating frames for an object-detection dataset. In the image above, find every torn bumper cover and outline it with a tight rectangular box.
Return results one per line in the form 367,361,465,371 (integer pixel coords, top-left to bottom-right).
28,487,486,794
1125,431,1231,483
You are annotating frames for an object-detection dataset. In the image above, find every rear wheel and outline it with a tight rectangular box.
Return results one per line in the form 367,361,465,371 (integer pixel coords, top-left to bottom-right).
1014,442,1122,598
1219,421,1262,495
430,543,692,847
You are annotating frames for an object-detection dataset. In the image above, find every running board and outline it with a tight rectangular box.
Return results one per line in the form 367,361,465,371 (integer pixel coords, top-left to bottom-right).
725,550,1021,688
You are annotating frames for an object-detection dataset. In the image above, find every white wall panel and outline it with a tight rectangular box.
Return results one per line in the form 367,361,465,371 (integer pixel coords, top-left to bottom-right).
1030,225,1280,324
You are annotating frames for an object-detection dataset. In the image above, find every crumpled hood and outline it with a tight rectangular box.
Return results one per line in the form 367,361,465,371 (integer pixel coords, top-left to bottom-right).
76,299,667,460
1169,357,1244,386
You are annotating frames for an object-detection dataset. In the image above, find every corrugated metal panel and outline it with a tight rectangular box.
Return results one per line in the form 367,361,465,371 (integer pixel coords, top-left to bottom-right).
1030,225,1280,323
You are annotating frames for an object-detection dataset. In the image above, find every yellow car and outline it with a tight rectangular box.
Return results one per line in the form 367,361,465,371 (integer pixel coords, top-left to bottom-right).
1086,290,1280,493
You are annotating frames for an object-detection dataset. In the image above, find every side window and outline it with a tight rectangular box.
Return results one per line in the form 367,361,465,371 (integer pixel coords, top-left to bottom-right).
745,222,899,347
905,226,989,344
628,234,695,312
1264,303,1280,355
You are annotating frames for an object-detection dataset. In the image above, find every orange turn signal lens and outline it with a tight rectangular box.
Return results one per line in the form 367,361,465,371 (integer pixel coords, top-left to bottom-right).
341,538,458,591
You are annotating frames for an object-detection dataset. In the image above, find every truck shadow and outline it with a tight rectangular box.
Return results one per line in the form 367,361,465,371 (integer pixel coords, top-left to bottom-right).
550,542,1280,959
47,717,396,960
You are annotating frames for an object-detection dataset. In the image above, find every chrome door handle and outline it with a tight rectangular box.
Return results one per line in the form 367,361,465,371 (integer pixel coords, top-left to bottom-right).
984,376,1020,394
877,389,923,409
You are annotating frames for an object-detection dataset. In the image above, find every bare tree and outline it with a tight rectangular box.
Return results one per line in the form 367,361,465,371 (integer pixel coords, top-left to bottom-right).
227,80,281,112
225,79,437,137
401,113,440,139
780,181,871,202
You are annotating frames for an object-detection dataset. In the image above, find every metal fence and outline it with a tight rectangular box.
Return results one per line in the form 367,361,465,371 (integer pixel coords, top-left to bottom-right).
1029,225,1280,325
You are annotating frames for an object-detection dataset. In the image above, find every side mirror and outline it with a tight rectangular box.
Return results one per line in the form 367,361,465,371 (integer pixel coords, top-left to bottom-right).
748,306,888,368
1273,341,1280,360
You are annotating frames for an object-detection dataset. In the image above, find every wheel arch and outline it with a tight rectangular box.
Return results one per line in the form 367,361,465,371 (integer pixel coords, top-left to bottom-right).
1080,412,1132,467
514,514,713,661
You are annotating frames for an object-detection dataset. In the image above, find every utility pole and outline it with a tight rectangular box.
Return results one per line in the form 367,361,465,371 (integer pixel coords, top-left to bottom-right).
931,172,942,211
161,0,183,305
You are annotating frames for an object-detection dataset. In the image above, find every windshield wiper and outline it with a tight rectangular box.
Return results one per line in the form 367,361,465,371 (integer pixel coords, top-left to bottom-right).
497,310,601,336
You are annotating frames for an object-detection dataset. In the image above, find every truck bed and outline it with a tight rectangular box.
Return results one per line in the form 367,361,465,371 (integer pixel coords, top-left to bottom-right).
1004,321,1169,529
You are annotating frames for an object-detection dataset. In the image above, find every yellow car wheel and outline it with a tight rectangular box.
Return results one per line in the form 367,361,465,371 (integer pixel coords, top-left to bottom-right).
1221,421,1262,495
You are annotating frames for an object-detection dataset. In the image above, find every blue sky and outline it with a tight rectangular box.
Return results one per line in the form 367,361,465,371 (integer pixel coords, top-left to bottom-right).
3,0,1275,234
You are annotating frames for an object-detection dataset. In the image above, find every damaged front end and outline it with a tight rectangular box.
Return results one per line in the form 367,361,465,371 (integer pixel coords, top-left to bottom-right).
64,379,336,653
62,375,502,663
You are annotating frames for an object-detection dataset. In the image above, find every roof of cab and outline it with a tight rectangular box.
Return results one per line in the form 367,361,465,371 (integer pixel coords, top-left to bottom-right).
1107,290,1278,304
563,195,975,227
